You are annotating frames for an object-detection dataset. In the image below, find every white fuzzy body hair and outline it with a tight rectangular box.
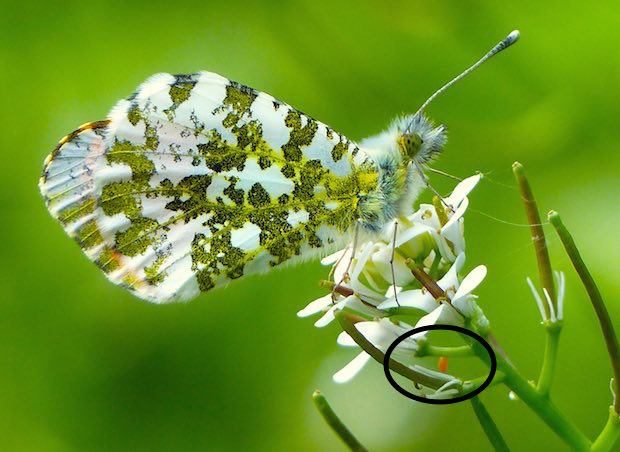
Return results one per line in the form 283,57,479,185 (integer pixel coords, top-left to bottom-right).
358,113,446,233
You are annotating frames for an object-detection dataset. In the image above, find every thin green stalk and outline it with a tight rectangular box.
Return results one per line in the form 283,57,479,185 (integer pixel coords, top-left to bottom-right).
513,162,560,396
469,371,506,389
549,211,620,414
513,162,556,309
470,396,510,452
418,344,474,358
312,390,368,452
495,354,591,451
537,323,561,396
591,406,620,452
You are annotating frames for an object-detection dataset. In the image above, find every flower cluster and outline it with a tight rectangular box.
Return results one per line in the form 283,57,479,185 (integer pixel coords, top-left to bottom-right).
298,175,490,385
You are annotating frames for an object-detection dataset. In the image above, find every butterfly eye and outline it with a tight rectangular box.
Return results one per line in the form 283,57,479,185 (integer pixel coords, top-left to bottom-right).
398,133,423,159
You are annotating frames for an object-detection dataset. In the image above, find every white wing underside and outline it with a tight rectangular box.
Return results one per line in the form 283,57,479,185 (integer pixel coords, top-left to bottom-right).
40,71,369,303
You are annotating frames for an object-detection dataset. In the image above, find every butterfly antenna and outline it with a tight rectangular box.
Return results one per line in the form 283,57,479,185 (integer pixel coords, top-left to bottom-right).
414,30,520,117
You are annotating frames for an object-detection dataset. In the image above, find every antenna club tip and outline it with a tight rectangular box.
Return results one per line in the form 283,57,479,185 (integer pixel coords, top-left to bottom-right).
507,30,520,44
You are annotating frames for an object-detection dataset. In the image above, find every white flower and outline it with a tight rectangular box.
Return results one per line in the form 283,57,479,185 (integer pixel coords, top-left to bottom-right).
402,174,481,262
331,257,489,383
409,258,488,329
377,253,488,324
298,174,489,387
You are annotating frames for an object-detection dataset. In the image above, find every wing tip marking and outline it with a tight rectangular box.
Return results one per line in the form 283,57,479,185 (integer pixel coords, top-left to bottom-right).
41,119,111,185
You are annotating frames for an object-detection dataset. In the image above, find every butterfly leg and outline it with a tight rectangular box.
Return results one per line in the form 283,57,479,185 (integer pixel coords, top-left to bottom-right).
330,221,360,303
390,219,401,307
413,161,453,212
426,166,463,182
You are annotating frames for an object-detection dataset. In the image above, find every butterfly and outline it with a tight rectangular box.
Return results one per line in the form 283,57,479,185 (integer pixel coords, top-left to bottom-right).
39,31,518,303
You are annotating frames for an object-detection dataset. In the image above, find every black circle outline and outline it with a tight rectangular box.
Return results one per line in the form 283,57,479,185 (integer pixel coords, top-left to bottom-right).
382,324,496,405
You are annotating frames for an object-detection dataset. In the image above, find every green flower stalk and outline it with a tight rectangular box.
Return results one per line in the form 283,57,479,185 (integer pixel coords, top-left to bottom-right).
312,390,368,452
549,211,620,414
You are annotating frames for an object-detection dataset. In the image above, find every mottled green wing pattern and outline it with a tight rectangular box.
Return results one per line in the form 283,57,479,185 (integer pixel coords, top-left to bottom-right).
40,72,380,303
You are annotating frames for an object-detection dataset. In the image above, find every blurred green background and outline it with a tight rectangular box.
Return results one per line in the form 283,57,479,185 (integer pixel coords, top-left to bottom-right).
2,0,619,450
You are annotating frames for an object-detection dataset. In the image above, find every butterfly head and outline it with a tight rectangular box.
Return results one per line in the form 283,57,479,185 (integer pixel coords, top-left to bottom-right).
395,29,520,166
397,113,446,165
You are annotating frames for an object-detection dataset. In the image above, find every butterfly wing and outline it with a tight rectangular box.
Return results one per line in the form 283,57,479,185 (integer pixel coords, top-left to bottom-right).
40,72,377,303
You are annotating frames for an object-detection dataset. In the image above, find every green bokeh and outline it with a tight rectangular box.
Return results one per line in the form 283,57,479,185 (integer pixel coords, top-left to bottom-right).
2,1,619,450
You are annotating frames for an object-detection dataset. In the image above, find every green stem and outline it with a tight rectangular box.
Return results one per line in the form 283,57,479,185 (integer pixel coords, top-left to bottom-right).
496,354,591,450
591,406,620,452
467,372,506,391
312,390,368,452
513,162,562,397
549,211,620,414
536,322,562,396
470,396,510,452
417,344,474,358
513,162,556,313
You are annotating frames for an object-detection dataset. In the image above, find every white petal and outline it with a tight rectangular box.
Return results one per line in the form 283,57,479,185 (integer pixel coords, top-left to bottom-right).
395,223,434,247
416,304,463,329
445,174,481,207
355,318,420,353
355,320,399,349
348,246,388,301
314,306,336,328
382,219,398,242
336,331,357,347
435,233,457,262
441,197,469,250
437,253,466,291
526,277,546,321
297,293,333,318
428,388,460,400
333,248,353,283
440,196,467,255
556,271,565,321
442,196,469,232
452,294,477,318
378,288,437,312
321,248,348,266
415,307,443,329
452,265,487,301
333,352,371,384
342,295,384,317
543,288,556,322
408,204,441,229
351,242,374,282
382,284,403,300
370,244,414,287
435,379,463,393
315,295,381,328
